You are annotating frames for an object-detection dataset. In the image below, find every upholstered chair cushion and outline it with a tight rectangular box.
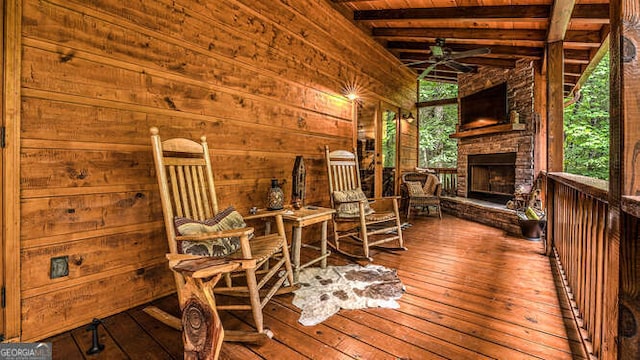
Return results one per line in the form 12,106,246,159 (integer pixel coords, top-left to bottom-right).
423,175,440,195
333,188,375,218
405,181,426,197
174,206,246,257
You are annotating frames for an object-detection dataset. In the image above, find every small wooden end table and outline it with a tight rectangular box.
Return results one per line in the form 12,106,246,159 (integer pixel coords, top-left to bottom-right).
281,206,335,281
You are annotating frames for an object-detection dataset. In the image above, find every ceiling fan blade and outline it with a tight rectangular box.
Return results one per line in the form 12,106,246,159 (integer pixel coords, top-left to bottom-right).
444,61,475,73
448,47,491,59
417,63,439,81
402,60,431,67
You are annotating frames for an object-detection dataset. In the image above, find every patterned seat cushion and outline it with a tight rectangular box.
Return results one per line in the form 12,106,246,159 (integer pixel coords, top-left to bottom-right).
405,181,426,197
333,188,375,218
174,206,247,258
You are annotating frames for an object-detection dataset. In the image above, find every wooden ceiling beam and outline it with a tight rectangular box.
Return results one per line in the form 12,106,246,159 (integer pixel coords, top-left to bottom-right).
564,58,591,65
372,28,546,41
571,4,610,21
565,30,604,46
564,49,591,61
374,28,602,46
355,5,550,21
354,4,608,21
547,0,576,42
565,64,584,74
387,41,544,58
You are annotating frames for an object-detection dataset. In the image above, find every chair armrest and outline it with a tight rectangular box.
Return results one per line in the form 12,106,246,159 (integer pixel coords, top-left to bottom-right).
169,257,242,278
369,196,401,201
434,183,443,197
175,227,254,241
166,253,257,271
166,253,203,262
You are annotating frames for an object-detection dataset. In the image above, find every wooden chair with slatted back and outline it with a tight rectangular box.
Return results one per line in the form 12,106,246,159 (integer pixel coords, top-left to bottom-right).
324,145,406,261
148,127,296,343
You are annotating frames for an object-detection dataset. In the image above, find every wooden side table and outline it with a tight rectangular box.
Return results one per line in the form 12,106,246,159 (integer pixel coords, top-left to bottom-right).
281,206,335,281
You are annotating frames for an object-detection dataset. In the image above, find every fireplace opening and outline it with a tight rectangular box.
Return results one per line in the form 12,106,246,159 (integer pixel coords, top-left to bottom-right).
467,152,516,204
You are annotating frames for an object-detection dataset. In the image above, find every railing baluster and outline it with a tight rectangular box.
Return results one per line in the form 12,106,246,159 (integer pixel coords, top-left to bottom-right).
546,173,609,359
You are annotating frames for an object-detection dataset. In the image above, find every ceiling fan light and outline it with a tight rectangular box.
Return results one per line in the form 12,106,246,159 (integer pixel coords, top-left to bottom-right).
431,46,444,58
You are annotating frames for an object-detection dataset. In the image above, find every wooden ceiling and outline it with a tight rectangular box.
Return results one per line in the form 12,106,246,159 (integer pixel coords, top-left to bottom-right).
331,0,610,96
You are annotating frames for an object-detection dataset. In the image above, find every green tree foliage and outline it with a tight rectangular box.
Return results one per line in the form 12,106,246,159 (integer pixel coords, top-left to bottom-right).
418,81,459,168
382,110,397,168
564,53,610,180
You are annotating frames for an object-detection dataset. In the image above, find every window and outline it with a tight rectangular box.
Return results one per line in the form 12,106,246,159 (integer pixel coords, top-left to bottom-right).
418,81,458,168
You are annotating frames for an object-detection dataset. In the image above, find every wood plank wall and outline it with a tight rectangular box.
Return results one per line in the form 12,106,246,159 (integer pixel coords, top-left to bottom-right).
18,0,416,340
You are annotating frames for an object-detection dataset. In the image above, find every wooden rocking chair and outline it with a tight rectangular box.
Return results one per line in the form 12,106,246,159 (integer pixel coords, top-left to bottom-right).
324,146,406,261
148,127,296,343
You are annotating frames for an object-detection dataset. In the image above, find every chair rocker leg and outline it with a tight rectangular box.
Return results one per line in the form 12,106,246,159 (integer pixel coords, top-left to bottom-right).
223,330,272,343
326,239,373,262
143,306,182,331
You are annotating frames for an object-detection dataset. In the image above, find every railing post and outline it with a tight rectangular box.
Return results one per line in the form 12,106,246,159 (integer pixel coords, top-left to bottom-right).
545,175,555,257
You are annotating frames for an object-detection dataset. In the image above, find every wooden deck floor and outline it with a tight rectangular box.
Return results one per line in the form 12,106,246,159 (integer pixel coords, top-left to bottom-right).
45,215,585,359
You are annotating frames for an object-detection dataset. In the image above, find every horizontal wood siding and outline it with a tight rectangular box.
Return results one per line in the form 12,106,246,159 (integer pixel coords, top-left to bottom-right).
19,0,416,340
399,116,418,173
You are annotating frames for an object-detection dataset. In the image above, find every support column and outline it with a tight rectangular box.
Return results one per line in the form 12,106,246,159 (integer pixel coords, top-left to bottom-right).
3,0,22,341
545,41,564,256
546,41,564,173
613,0,640,359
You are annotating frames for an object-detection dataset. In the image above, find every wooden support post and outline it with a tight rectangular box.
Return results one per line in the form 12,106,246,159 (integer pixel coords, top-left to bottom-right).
547,41,564,173
613,0,640,359
2,0,22,341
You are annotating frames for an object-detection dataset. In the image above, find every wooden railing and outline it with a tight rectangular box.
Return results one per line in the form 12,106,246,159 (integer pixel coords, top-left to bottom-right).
546,172,609,359
431,167,458,196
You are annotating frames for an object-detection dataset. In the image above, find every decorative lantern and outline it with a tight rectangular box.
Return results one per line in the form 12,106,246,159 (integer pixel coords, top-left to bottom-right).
292,156,306,209
267,179,284,210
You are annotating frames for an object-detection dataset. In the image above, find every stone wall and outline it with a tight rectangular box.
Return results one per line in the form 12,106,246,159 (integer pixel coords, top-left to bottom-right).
456,59,537,197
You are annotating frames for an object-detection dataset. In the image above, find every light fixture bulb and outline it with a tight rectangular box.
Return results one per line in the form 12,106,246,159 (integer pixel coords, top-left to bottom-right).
404,112,416,123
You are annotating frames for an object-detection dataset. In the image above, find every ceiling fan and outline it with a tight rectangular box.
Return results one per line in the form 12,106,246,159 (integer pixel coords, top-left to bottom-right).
404,38,491,81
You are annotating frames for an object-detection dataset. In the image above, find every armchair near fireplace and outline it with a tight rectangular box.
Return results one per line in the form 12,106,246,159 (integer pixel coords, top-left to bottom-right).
401,172,442,219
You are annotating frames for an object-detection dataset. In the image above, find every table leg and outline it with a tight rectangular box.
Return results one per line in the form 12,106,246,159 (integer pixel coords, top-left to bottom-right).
321,220,328,268
292,225,302,282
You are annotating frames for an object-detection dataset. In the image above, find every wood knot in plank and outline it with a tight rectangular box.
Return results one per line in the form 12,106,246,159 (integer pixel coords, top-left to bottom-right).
59,51,75,63
163,96,178,110
623,36,636,63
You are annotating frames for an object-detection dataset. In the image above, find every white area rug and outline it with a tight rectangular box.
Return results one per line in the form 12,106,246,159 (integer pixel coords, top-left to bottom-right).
292,264,405,326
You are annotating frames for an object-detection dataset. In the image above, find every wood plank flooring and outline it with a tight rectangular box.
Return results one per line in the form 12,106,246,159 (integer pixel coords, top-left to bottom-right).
45,215,586,359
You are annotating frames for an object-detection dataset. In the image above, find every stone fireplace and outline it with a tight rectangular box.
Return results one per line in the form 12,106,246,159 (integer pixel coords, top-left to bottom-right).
442,59,538,234
455,59,536,204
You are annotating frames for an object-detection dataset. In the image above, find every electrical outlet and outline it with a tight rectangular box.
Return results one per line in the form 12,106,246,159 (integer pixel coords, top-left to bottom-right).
50,256,69,279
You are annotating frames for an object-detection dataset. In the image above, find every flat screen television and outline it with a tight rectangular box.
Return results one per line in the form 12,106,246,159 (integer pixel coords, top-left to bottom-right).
459,82,508,130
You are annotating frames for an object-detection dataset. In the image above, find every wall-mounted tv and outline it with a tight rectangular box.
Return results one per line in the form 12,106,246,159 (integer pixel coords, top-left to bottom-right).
459,82,508,130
